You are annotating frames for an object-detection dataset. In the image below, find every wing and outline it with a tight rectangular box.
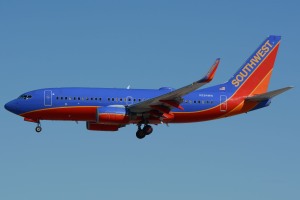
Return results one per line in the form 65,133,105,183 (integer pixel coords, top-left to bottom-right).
128,58,220,117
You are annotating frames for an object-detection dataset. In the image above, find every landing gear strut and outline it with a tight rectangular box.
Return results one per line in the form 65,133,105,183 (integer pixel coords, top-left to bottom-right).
35,122,42,133
136,124,153,139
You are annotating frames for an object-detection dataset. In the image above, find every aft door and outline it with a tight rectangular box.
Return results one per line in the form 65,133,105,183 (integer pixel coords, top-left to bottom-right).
44,90,52,106
220,95,227,112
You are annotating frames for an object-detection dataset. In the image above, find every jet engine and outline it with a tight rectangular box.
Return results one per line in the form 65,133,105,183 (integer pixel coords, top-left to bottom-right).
97,106,129,124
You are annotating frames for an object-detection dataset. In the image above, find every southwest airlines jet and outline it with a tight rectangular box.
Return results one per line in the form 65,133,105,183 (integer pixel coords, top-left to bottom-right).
5,36,292,139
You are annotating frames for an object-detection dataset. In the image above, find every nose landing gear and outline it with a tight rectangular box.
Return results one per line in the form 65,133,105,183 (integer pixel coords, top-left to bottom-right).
35,122,42,133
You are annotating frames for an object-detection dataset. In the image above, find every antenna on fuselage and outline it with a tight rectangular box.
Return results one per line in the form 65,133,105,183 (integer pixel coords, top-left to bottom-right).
126,85,131,89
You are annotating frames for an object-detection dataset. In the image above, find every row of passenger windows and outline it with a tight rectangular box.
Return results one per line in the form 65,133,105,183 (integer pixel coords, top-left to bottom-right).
55,96,143,102
185,100,214,104
55,96,213,104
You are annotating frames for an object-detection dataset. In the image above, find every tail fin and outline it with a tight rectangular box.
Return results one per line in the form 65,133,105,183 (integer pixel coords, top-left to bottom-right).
227,35,281,96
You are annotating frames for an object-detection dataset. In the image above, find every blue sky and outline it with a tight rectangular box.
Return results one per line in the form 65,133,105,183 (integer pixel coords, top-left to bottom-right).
0,0,299,199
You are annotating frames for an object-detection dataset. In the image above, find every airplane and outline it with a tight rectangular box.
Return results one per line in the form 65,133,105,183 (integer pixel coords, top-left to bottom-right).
4,35,293,139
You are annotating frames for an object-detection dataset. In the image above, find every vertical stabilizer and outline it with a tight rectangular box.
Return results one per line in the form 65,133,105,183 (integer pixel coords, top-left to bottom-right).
227,35,281,96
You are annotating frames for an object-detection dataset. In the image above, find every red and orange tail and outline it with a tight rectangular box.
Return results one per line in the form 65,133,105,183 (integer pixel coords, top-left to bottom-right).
227,35,281,96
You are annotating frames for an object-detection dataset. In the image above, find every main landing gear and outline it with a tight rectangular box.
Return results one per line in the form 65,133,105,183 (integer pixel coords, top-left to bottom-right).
136,124,153,139
35,122,42,133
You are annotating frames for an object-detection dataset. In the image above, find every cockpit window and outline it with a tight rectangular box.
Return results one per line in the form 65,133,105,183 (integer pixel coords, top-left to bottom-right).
19,94,32,100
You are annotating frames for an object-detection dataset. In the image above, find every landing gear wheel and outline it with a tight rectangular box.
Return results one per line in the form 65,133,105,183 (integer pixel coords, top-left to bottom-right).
143,125,153,135
35,126,42,133
136,129,146,139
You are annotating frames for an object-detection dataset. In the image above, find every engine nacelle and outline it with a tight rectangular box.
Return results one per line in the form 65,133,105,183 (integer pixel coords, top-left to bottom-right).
97,106,129,124
86,122,119,131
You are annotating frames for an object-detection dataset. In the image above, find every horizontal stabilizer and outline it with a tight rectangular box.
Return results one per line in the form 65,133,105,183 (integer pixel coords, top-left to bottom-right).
246,86,293,102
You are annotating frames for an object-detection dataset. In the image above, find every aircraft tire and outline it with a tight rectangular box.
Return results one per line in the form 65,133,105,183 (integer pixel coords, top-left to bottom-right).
35,126,42,133
136,129,145,139
143,125,153,135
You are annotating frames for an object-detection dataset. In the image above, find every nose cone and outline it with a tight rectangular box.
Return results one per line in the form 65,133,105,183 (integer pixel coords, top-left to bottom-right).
4,101,12,111
4,100,18,114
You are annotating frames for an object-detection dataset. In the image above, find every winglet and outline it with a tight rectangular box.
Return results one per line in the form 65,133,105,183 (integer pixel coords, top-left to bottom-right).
201,58,220,83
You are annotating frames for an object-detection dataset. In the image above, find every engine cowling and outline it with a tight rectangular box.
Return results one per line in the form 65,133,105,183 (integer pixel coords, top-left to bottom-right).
86,122,119,131
97,106,129,124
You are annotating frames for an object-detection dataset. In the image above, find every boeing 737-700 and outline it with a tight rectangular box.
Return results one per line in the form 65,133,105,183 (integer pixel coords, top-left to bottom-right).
4,35,292,139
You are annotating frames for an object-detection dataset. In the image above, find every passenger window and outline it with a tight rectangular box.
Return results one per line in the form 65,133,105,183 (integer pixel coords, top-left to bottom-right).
91,98,93,100
65,97,68,100
95,98,97,100
56,97,59,100
108,98,110,101
112,98,114,101
99,98,102,101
